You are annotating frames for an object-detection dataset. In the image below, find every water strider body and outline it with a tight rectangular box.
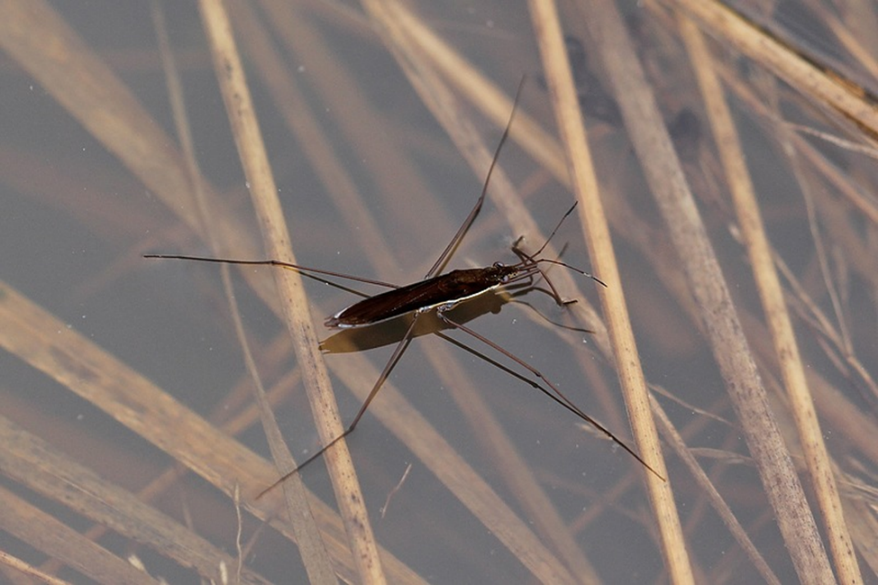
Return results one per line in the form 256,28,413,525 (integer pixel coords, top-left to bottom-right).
325,216,604,330
146,79,663,497
326,264,530,328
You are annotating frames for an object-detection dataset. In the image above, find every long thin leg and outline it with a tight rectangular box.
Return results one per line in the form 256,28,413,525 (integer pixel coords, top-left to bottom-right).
433,329,569,398
144,253,399,290
426,78,526,278
508,261,575,307
435,312,665,481
257,314,421,498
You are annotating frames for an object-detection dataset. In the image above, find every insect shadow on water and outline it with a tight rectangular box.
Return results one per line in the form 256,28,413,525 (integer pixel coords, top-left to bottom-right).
146,81,664,497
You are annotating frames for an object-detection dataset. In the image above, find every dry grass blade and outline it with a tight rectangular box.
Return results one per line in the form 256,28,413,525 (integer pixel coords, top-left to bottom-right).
584,0,834,582
195,1,382,583
154,0,336,581
0,550,72,585
0,412,271,584
0,279,424,583
678,13,861,584
650,397,781,585
664,0,878,140
160,1,335,580
529,1,691,584
0,484,157,584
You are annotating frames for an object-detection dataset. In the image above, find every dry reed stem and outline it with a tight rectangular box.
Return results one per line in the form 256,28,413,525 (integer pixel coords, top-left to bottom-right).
157,1,336,580
664,0,878,141
0,279,426,583
37,336,299,577
530,1,692,584
195,1,384,583
678,14,862,584
694,27,878,423
650,398,781,585
210,8,458,572
377,0,699,580
585,0,836,582
0,413,270,584
842,494,878,576
0,483,157,585
0,549,72,585
697,37,878,232
379,14,634,522
377,7,663,547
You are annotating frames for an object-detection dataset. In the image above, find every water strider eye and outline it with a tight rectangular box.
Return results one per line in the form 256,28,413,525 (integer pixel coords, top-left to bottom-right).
492,261,505,269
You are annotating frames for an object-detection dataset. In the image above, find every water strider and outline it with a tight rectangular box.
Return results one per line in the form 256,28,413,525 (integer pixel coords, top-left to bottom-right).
146,81,664,497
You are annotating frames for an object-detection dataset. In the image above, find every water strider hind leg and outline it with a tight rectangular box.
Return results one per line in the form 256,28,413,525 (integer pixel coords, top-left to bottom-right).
258,314,420,498
433,310,664,480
